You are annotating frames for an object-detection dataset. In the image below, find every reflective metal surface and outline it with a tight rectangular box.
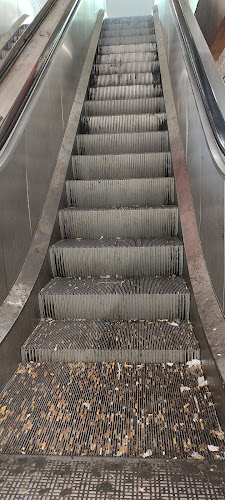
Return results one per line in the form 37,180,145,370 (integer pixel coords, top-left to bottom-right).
157,0,225,311
0,0,104,306
0,0,48,35
195,0,225,46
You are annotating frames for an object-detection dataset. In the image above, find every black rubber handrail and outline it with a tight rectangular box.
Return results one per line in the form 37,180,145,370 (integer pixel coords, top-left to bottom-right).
171,0,225,156
0,0,80,151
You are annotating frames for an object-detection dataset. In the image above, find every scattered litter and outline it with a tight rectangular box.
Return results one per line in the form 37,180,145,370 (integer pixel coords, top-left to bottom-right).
99,236,103,240
167,362,173,367
213,428,225,440
83,402,91,410
142,450,152,457
169,321,179,327
186,359,201,368
198,376,208,388
217,353,222,357
191,452,204,460
137,488,145,493
180,386,191,393
208,445,219,452
213,328,217,331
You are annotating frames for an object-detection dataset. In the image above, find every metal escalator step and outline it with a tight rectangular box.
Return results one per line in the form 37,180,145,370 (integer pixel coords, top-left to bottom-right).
91,72,161,87
49,237,183,278
21,319,199,363
88,85,162,101
103,15,153,24
92,61,160,75
76,132,169,155
65,178,174,208
58,206,178,239
0,49,8,59
98,36,157,47
80,113,167,134
82,98,165,117
97,42,157,54
72,152,172,179
38,276,190,321
100,27,155,38
96,52,158,64
1,361,221,458
103,19,154,29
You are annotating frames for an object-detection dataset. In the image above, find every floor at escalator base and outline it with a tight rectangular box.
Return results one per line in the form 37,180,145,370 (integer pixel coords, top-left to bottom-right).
0,362,223,459
0,455,225,499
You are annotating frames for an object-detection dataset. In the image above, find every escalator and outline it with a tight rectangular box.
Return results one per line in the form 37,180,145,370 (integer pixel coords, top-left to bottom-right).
0,8,225,500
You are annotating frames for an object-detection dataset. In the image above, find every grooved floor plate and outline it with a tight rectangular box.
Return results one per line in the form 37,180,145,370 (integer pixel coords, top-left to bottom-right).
92,71,161,87
38,276,190,321
97,40,157,50
76,132,169,155
88,84,163,101
80,113,166,134
0,363,223,458
92,61,160,75
96,52,158,64
66,178,174,208
21,319,199,364
100,26,155,37
82,98,165,116
49,237,183,278
1,457,225,500
59,206,179,240
72,152,172,179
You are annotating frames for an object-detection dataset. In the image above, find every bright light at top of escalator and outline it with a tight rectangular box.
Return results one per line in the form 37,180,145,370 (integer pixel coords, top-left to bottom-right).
154,0,161,4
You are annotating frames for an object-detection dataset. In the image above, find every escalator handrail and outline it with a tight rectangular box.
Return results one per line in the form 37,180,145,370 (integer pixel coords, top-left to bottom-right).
0,0,58,82
170,0,225,157
0,0,80,152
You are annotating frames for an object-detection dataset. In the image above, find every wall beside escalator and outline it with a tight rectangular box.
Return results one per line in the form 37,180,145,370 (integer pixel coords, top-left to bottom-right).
106,0,154,18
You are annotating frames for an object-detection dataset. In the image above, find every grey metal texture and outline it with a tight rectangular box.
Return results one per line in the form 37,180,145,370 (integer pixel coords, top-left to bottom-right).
100,26,155,37
49,237,183,277
157,0,225,311
0,0,104,306
0,0,47,36
1,456,225,500
92,61,160,75
82,97,165,116
80,113,166,133
91,72,161,88
21,319,199,363
102,16,154,27
59,206,179,239
96,51,158,64
72,152,172,179
98,35,157,46
88,84,162,100
65,178,174,208
0,362,222,457
97,42,157,54
38,276,190,321
76,132,169,154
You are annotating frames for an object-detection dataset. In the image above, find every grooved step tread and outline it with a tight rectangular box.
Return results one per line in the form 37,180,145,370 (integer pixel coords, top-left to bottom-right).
92,72,161,87
0,362,222,458
21,319,199,364
96,52,158,64
76,131,169,155
80,113,166,134
65,178,174,208
82,97,165,117
98,37,157,47
72,152,172,179
100,27,155,38
49,236,183,278
92,61,160,75
88,84,163,101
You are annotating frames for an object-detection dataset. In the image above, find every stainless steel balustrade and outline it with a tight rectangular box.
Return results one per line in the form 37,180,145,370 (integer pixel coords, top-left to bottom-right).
157,0,225,312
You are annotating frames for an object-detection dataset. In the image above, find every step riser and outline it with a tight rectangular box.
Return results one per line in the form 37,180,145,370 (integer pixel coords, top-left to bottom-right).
82,98,165,117
98,37,156,47
72,153,172,179
38,294,190,321
96,52,158,64
80,114,166,134
59,208,178,239
102,21,154,30
65,178,174,208
92,61,160,75
50,245,183,278
100,28,155,38
76,132,169,155
90,72,161,88
88,85,163,101
22,347,198,364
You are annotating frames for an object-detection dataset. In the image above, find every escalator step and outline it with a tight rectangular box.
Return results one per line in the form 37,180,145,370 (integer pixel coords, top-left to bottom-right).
98,36,157,46
88,85,163,101
49,237,183,278
59,206,178,240
38,276,190,321
80,113,166,134
92,61,160,75
91,72,161,87
97,42,157,54
82,98,165,117
21,319,199,363
100,27,155,38
96,52,158,64
72,152,172,179
76,131,169,155
65,178,174,208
